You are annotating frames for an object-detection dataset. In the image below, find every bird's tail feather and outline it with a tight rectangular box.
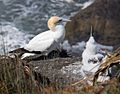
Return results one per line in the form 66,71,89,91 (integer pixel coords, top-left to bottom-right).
9,48,42,58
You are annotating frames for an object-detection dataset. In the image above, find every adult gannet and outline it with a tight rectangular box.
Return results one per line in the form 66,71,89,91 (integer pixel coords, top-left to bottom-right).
10,16,71,58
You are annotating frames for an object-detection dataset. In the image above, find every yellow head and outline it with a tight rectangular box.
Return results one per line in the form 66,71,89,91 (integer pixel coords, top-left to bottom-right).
47,16,71,31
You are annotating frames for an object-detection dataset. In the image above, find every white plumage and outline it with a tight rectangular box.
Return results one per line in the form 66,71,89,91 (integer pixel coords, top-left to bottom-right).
81,32,104,74
22,16,71,58
80,30,114,83
24,25,65,53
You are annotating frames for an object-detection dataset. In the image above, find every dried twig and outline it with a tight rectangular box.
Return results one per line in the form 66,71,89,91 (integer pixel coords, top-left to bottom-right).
93,47,120,85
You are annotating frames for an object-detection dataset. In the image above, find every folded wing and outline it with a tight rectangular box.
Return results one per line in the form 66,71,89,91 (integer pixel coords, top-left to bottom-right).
24,30,55,52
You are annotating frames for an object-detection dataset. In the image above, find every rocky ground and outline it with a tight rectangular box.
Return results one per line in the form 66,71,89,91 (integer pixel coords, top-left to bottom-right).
27,57,82,87
0,47,120,94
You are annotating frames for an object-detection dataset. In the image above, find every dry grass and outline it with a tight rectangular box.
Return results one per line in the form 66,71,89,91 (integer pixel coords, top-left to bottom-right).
0,55,37,94
93,48,120,85
0,51,120,94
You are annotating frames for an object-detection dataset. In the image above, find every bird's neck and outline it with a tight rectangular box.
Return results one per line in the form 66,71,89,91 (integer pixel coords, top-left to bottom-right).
51,25,65,32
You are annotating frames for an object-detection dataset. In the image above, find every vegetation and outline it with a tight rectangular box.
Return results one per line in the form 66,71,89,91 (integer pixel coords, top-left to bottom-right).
0,52,120,94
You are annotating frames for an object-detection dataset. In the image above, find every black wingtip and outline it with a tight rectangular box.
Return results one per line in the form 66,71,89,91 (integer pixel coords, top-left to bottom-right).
9,48,42,56
9,48,29,53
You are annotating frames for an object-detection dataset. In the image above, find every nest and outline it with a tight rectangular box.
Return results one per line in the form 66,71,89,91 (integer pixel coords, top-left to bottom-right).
93,47,120,85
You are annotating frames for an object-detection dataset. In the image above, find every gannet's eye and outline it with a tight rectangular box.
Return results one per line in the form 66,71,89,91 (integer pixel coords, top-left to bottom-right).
57,19,62,23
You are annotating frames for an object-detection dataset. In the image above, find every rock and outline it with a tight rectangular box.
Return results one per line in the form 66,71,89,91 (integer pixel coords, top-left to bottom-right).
27,57,82,87
66,0,120,47
0,54,82,88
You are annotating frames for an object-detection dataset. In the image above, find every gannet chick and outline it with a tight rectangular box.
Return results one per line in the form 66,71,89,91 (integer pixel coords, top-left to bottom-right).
22,16,71,58
81,29,104,75
81,33,98,73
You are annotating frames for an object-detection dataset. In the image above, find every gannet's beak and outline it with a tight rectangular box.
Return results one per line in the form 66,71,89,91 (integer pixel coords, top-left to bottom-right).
61,18,71,22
